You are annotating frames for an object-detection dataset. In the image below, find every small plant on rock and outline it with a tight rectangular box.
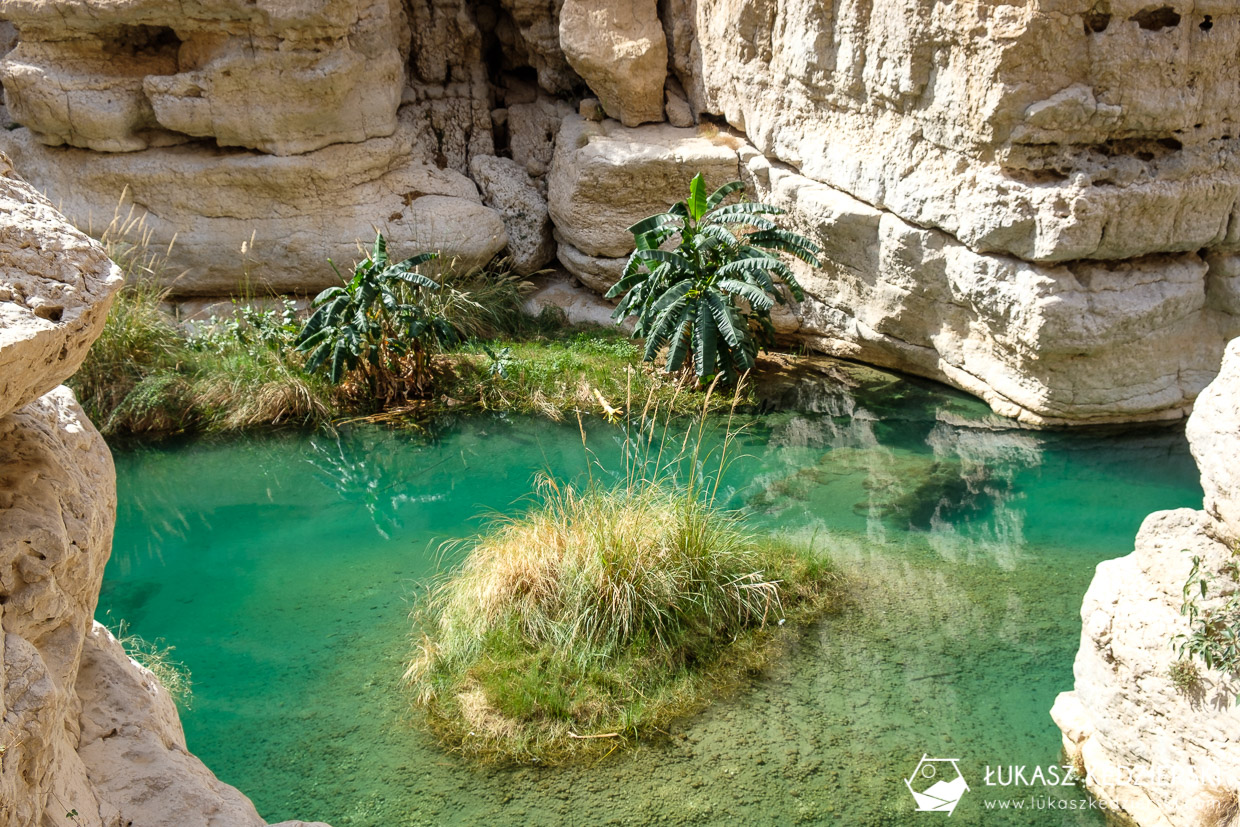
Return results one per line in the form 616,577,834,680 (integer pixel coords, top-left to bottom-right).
607,172,821,383
1173,544,1240,702
295,234,450,405
1169,657,1203,695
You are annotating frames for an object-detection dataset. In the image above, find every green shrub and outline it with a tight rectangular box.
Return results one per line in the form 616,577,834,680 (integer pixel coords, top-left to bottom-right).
295,234,448,403
1168,657,1202,695
607,173,821,383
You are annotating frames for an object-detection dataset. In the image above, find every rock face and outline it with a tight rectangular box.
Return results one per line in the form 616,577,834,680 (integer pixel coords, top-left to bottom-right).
0,122,508,295
0,0,507,296
548,115,738,258
1052,338,1240,826
546,114,1237,424
0,0,407,155
558,0,666,127
0,152,122,418
0,157,313,825
469,155,554,275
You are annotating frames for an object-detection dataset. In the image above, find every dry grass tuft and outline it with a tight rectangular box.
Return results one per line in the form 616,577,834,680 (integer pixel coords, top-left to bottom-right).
1200,787,1240,827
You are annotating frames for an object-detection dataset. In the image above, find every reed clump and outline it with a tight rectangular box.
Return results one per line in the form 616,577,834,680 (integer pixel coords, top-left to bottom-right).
406,390,842,763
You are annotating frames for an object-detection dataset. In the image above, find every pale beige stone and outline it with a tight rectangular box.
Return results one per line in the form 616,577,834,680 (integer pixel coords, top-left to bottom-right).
666,0,1240,263
0,388,116,827
1187,338,1240,543
0,152,122,419
547,115,740,258
470,155,555,274
556,239,625,294
0,121,507,296
559,0,667,127
0,0,408,156
547,117,1237,424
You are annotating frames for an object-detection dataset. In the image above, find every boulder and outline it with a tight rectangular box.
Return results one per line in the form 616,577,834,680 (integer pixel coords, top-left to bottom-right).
470,155,555,275
556,240,625,294
0,152,122,419
558,0,666,127
0,0,408,156
0,388,115,827
546,115,739,258
0,120,508,296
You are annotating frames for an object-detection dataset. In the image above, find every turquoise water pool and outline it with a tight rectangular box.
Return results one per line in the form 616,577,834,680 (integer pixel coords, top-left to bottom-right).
100,365,1201,825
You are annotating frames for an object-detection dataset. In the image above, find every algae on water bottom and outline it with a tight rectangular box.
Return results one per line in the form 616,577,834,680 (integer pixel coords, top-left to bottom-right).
100,375,1202,826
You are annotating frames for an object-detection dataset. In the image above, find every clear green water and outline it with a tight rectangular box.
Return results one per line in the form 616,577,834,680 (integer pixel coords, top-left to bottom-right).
101,367,1202,826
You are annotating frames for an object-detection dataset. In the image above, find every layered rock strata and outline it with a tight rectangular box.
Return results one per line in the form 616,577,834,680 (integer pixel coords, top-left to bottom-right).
1052,338,1240,826
0,155,322,825
0,0,407,156
0,0,508,294
0,121,508,295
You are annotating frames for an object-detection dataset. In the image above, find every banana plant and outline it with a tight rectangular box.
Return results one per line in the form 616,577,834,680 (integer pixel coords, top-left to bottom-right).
606,173,821,383
295,234,448,401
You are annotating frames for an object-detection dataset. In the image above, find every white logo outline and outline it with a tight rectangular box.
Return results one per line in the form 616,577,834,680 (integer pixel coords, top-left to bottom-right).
905,754,970,816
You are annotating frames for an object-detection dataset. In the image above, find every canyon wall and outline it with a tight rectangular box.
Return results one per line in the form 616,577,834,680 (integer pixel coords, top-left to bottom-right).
1052,337,1240,827
0,0,1238,424
0,155,323,826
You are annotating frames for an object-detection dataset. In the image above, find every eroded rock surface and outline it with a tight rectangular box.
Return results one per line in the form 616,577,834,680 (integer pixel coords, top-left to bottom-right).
0,388,114,827
0,157,322,826
470,155,554,275
1053,337,1240,826
0,0,407,155
545,116,1238,424
1,122,507,295
0,151,122,419
2,0,1240,424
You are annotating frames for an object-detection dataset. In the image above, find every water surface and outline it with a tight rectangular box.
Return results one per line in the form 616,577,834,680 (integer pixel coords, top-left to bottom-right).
102,364,1201,825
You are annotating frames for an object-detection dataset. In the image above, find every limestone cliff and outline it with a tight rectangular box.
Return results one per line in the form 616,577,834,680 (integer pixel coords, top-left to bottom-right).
0,0,1237,424
0,157,323,826
1052,338,1240,827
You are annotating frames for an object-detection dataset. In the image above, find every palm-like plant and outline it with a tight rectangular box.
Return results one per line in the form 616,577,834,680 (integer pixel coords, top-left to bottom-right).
295,234,450,403
606,173,821,382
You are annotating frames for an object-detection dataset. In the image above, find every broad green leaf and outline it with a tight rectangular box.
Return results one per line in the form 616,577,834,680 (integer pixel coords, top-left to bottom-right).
694,300,719,377
687,173,708,221
705,180,745,211
705,291,743,347
718,278,775,311
628,213,682,236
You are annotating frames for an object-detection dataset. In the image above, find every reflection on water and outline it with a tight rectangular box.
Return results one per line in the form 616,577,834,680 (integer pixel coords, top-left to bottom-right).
102,360,1201,825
